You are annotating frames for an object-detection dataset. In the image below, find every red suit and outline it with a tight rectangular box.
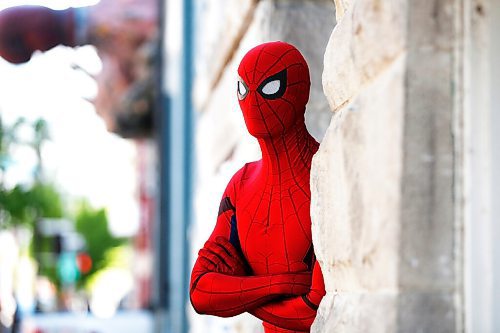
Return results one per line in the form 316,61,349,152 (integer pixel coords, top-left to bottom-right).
190,41,325,333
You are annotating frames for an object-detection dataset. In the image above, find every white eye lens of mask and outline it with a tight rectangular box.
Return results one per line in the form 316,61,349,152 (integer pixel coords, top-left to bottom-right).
238,81,247,96
261,80,280,95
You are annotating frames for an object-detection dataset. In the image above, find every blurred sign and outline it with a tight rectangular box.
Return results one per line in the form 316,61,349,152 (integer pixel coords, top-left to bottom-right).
37,218,73,236
62,232,85,252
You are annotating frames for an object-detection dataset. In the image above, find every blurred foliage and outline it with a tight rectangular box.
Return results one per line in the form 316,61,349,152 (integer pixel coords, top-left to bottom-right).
0,115,61,228
75,202,128,286
1,115,64,287
0,116,25,170
85,245,132,291
1,115,130,295
0,182,64,227
102,245,132,269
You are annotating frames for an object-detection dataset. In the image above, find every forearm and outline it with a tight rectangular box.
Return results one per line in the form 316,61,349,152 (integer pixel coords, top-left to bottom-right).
249,295,319,331
250,262,325,331
190,271,310,317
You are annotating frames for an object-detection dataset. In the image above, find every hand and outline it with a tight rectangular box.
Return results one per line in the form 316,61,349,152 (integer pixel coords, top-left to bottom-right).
277,271,312,296
198,236,248,276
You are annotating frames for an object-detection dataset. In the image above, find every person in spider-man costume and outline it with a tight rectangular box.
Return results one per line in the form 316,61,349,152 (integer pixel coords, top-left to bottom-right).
190,41,325,333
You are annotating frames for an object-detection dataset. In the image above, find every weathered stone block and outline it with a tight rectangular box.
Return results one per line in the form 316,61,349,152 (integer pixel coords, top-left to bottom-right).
398,0,456,292
313,291,455,333
397,291,456,333
312,292,398,333
314,0,461,331
333,0,353,21
312,55,405,296
323,0,406,112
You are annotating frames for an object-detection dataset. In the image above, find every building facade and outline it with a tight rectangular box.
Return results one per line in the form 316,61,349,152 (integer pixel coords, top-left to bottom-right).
163,0,500,332
312,0,500,332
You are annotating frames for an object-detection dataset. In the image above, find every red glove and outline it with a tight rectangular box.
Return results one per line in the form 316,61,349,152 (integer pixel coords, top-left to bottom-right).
198,236,249,276
0,6,75,64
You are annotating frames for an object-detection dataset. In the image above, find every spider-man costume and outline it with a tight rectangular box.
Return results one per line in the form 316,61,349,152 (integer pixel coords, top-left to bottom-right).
190,41,325,333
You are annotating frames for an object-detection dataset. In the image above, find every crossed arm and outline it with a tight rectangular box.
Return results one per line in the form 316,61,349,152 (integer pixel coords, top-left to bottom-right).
249,261,325,331
189,236,313,318
189,169,325,331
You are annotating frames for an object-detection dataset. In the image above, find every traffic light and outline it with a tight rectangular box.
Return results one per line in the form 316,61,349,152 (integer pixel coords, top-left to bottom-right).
56,252,79,285
76,252,93,274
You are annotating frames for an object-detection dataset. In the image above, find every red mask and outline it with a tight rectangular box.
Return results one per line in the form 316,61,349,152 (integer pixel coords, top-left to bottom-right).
237,41,310,138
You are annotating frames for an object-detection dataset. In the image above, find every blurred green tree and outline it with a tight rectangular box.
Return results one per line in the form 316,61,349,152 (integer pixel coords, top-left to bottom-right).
0,116,63,228
0,116,26,185
0,182,64,227
0,115,65,287
0,115,130,294
0,115,62,225
74,202,128,285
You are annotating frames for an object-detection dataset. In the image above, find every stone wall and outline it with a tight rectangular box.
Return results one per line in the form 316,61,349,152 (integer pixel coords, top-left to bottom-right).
190,1,335,332
311,0,464,332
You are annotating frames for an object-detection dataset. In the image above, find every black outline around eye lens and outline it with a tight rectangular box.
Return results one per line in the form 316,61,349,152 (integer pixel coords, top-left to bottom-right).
237,80,249,100
257,69,287,100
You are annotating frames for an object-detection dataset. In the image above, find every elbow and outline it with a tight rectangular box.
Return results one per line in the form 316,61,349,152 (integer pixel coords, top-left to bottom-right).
189,272,210,314
190,291,210,315
189,291,220,316
190,273,231,316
